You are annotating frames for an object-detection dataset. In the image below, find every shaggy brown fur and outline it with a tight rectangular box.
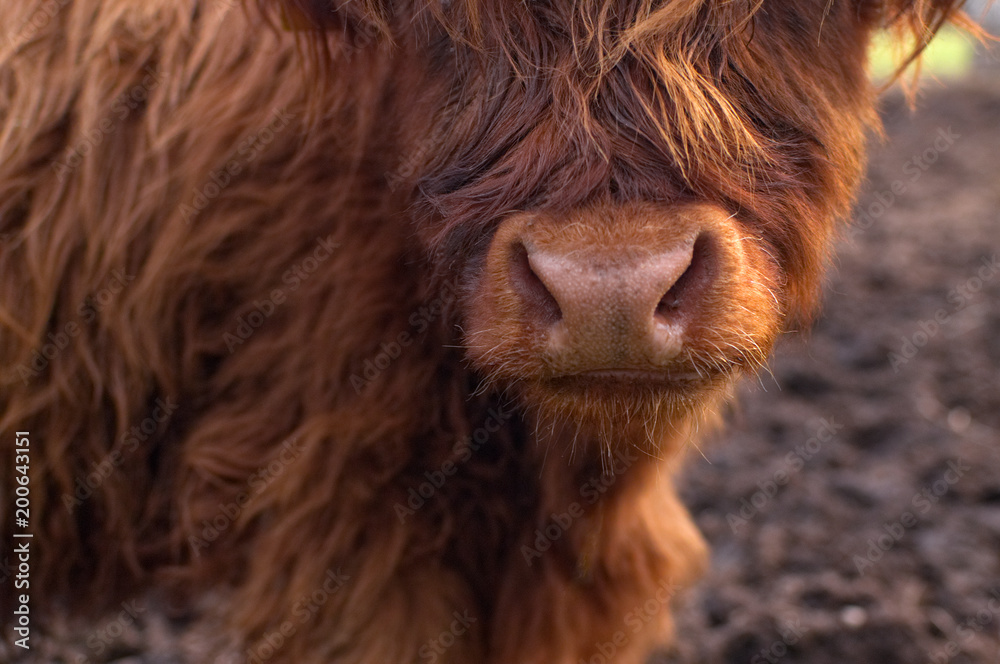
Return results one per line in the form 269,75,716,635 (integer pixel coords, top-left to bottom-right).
0,1,971,662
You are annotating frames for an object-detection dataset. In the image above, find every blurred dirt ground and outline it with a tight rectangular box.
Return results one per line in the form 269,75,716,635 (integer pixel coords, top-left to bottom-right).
659,57,1000,664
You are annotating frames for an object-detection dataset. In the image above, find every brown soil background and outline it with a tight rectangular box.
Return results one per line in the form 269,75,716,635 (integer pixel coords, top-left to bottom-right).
6,49,999,664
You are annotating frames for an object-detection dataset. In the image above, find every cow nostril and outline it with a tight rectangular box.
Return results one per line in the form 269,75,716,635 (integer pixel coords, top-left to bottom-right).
510,242,563,327
656,233,713,320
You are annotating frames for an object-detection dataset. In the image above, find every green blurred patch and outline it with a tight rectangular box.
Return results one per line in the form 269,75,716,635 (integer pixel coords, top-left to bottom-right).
869,26,979,81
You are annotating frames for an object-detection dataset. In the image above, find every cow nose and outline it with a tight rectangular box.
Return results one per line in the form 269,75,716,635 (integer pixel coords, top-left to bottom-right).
507,233,714,370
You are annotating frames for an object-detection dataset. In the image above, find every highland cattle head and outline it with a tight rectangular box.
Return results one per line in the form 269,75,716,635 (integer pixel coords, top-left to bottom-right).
281,0,968,447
